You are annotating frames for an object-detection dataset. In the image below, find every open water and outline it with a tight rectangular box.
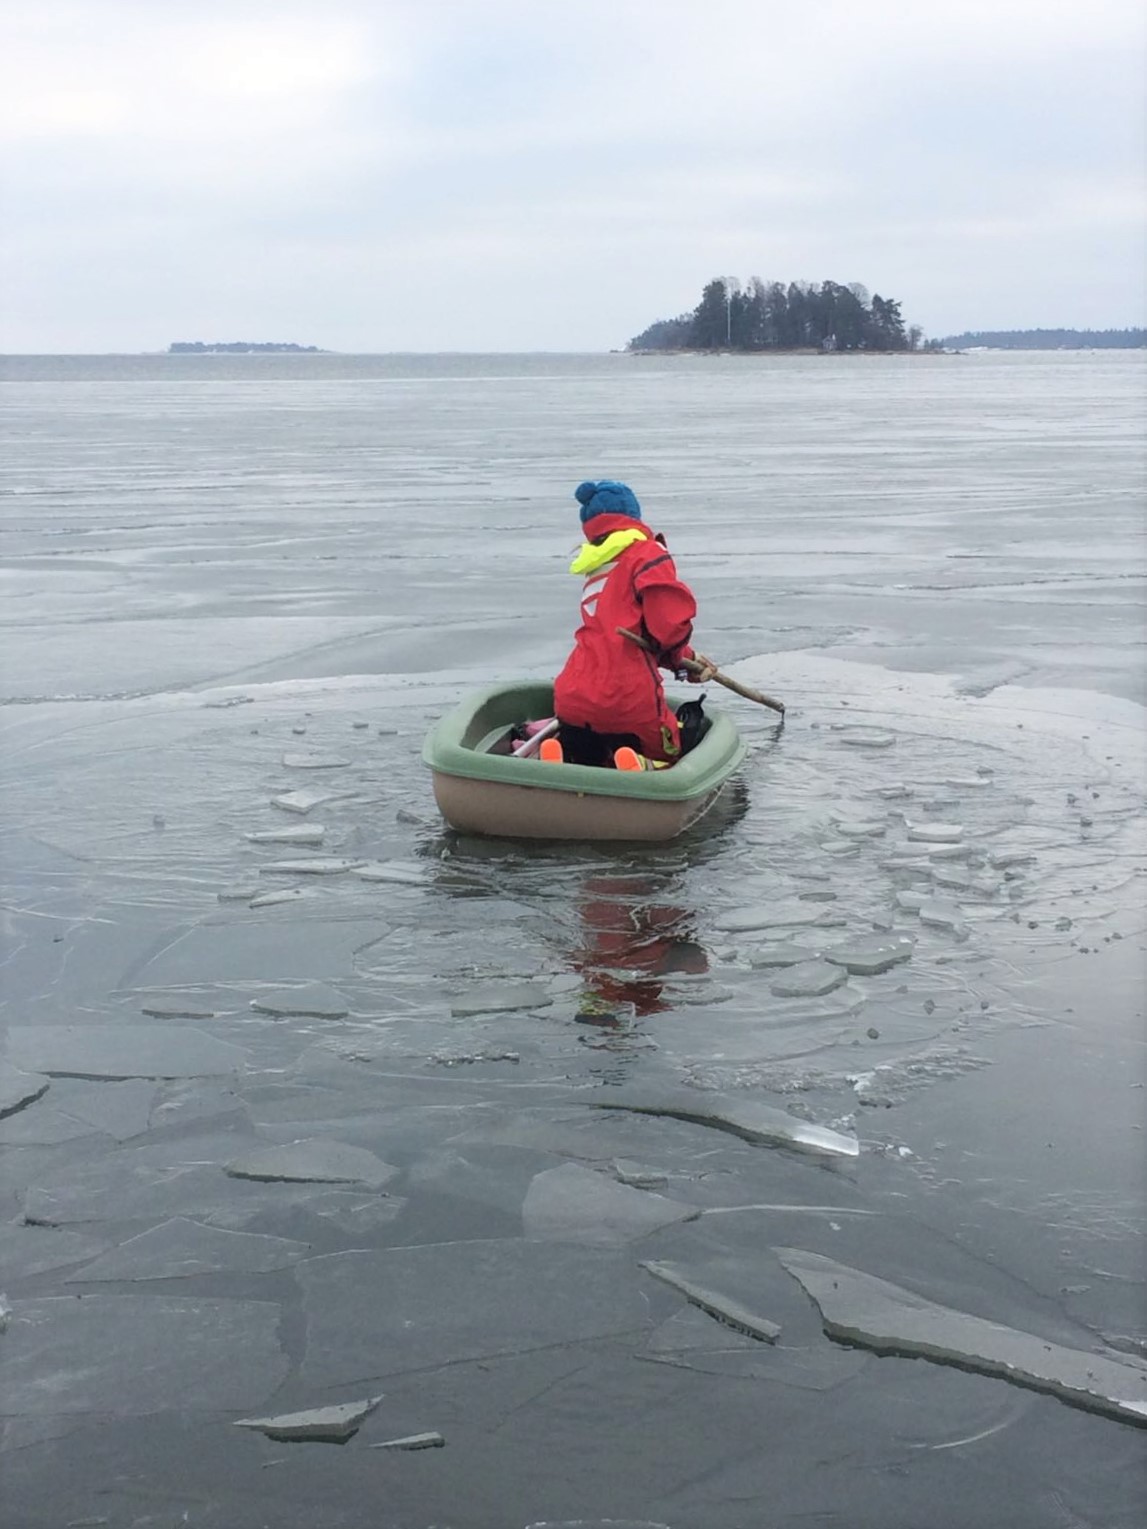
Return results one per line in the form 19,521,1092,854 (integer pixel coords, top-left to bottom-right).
1,350,1145,1528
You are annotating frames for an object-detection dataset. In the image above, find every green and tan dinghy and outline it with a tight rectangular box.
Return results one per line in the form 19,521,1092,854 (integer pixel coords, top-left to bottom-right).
423,682,746,842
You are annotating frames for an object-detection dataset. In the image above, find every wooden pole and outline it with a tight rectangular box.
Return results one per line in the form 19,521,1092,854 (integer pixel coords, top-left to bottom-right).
617,628,785,715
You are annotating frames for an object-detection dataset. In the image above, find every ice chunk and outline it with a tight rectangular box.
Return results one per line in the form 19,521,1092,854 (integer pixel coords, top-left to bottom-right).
769,960,847,998
297,1241,652,1384
140,1001,217,1018
919,898,968,934
895,890,929,912
989,850,1035,870
907,823,964,844
224,1139,398,1189
257,858,362,875
876,785,912,799
1,1295,287,1413
4,1026,247,1080
0,1065,50,1120
715,901,833,934
449,982,552,1017
522,1164,697,1245
272,789,348,815
248,888,310,908
353,861,429,885
66,1217,310,1281
775,1247,1147,1428
832,819,887,838
53,1079,156,1140
825,936,914,976
0,1227,109,1282
217,883,262,901
748,943,824,969
835,728,896,748
281,752,350,769
613,1160,669,1190
370,1432,445,1450
235,1395,382,1443
592,1091,859,1159
244,825,325,845
640,1260,781,1342
249,984,349,1019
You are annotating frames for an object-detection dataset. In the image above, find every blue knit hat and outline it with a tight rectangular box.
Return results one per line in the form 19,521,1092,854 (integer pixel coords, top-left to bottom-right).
574,479,642,524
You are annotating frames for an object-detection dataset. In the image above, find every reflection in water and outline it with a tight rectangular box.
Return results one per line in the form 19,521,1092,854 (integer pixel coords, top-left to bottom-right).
566,873,709,1023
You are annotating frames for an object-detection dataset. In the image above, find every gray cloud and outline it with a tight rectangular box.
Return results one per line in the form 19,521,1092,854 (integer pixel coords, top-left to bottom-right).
2,0,1144,350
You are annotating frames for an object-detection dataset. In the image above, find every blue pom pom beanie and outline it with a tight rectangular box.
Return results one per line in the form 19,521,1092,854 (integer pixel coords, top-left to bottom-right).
574,479,642,524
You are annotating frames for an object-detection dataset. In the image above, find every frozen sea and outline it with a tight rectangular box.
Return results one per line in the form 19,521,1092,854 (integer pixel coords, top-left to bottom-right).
1,350,1145,1529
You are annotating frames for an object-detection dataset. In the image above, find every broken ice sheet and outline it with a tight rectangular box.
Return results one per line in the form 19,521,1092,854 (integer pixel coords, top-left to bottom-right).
297,1240,652,1385
714,901,837,934
244,825,326,846
0,1226,109,1282
249,984,349,1019
248,887,311,908
272,789,348,815
907,822,964,844
522,1164,698,1245
449,982,552,1017
370,1432,445,1450
4,1026,247,1080
591,1090,859,1159
824,936,914,976
235,1395,382,1443
1,1294,287,1413
640,1259,781,1342
769,960,848,998
224,1139,398,1189
353,861,429,885
776,1247,1147,1428
50,1078,157,1141
281,751,351,769
0,1065,50,1120
747,943,824,969
258,858,362,876
919,898,968,934
66,1217,310,1282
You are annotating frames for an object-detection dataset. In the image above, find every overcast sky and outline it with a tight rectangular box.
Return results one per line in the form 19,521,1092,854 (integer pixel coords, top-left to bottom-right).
2,0,1144,352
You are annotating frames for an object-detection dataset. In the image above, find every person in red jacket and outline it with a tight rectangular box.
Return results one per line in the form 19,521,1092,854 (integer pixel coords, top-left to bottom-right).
553,480,715,767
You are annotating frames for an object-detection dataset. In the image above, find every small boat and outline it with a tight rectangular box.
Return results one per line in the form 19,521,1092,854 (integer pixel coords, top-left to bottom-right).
423,682,747,841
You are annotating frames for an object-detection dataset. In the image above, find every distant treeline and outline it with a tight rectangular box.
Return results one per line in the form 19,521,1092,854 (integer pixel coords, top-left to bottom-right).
939,328,1145,350
629,277,922,353
168,341,323,354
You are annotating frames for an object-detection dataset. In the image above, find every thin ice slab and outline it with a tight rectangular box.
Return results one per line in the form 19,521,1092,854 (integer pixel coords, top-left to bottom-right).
775,1247,1147,1428
258,859,362,876
249,984,349,1019
249,888,311,908
591,1091,859,1159
52,1079,157,1140
281,752,351,770
353,861,429,885
0,1065,50,1120
1,1294,287,1414
370,1432,445,1451
769,960,848,998
522,1164,698,1245
224,1139,398,1189
748,943,824,969
272,789,354,815
919,898,968,934
835,728,896,748
907,823,964,844
244,826,326,846
714,902,836,934
640,1260,781,1342
297,1240,652,1384
235,1395,382,1443
4,1026,247,1080
825,936,915,976
450,982,552,1017
66,1217,310,1282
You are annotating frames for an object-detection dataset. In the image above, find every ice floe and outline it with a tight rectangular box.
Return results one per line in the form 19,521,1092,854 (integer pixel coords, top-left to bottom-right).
591,1090,859,1159
65,1217,310,1281
824,936,914,975
522,1164,697,1244
4,1026,247,1080
640,1259,781,1342
449,982,553,1017
244,825,326,845
235,1395,382,1443
769,960,848,998
224,1139,398,1189
249,984,349,1019
257,858,362,876
776,1247,1147,1428
370,1432,445,1450
0,1065,50,1120
281,752,351,770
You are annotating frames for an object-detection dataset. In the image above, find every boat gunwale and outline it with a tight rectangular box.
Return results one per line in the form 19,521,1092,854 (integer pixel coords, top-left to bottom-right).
423,682,747,803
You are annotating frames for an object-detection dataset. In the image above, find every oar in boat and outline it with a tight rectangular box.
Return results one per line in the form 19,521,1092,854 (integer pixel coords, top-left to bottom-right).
617,627,785,715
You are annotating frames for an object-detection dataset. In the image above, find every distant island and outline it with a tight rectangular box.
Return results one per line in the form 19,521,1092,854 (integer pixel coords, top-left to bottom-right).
937,328,1145,350
167,341,325,354
628,277,926,354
